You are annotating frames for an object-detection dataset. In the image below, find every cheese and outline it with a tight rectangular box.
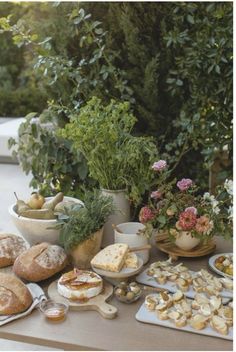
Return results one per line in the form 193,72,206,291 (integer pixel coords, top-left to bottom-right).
123,252,138,269
91,243,129,272
57,270,103,300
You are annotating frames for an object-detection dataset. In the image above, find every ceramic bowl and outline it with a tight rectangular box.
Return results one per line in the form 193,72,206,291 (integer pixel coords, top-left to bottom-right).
8,196,83,245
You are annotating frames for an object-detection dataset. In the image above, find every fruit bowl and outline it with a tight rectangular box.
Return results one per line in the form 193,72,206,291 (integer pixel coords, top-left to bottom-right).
8,196,83,246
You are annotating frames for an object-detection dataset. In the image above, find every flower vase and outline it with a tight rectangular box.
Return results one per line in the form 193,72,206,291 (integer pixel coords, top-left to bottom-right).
175,231,200,251
101,189,130,247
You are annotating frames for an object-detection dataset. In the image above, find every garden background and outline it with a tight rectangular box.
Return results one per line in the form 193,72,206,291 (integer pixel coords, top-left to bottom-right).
0,2,232,208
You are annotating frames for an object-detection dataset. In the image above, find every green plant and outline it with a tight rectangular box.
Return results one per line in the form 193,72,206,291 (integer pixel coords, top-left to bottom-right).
58,190,114,251
60,97,158,205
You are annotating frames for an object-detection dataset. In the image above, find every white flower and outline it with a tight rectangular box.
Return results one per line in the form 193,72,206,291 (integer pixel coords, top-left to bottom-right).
228,206,233,219
224,179,233,196
203,192,211,201
213,206,220,215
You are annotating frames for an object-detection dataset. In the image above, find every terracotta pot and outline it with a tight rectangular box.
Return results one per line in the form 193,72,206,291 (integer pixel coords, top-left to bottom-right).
101,189,130,247
69,227,104,269
175,231,200,251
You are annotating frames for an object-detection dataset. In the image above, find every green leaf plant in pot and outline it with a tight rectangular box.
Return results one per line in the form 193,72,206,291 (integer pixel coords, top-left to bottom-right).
57,190,114,268
59,97,158,246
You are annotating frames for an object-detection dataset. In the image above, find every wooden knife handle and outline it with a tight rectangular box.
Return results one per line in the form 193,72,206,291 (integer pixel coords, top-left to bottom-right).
129,244,151,252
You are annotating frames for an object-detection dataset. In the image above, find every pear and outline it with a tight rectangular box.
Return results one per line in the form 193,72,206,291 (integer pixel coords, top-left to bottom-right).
14,192,31,215
42,192,64,211
28,192,45,209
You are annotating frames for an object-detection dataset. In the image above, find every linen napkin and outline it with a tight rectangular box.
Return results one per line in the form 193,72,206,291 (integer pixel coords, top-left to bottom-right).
0,283,47,326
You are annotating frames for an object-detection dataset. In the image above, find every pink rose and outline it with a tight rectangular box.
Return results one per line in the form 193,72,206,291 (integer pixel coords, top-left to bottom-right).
139,206,155,224
185,207,197,215
177,178,193,191
179,210,197,231
195,216,214,235
150,190,162,199
152,160,167,171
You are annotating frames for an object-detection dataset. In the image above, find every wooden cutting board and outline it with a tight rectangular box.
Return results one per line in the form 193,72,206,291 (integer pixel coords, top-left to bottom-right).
48,280,117,319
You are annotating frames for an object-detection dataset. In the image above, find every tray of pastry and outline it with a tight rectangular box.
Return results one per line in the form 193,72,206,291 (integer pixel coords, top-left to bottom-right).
136,290,233,340
136,261,233,300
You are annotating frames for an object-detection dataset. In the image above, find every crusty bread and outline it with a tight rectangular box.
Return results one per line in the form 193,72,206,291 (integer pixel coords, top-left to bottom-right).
0,234,28,268
13,243,67,282
91,243,129,272
123,252,138,269
0,273,32,315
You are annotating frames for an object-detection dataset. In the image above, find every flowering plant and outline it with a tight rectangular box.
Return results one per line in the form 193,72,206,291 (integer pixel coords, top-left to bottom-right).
139,160,233,241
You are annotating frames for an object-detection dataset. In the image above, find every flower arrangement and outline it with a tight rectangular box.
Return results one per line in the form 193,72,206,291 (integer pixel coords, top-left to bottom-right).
139,160,233,242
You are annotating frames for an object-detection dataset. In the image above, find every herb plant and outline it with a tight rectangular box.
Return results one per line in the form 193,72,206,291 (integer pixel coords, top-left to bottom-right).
58,190,114,251
60,97,158,205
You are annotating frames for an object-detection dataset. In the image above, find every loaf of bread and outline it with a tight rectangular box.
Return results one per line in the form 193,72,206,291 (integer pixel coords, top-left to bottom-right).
13,243,68,282
91,243,129,272
0,273,32,315
0,234,28,268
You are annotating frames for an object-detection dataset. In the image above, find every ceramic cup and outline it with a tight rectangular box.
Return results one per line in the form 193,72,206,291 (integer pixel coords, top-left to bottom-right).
114,222,149,264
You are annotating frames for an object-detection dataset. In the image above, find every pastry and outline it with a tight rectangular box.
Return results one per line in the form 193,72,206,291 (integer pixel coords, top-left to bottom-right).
211,315,228,335
58,269,103,300
123,252,138,269
0,234,28,268
13,242,67,282
0,273,32,315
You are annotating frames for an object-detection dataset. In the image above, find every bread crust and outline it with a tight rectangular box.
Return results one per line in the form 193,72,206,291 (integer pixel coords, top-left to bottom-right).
0,273,32,315
13,243,67,282
0,234,28,268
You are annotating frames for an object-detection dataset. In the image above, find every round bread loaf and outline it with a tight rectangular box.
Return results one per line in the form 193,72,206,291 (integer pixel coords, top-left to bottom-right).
13,242,68,282
0,234,28,268
0,273,33,315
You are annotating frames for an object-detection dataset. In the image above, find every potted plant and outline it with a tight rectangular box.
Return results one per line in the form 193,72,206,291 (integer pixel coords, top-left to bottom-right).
139,160,233,250
59,97,157,246
57,190,114,268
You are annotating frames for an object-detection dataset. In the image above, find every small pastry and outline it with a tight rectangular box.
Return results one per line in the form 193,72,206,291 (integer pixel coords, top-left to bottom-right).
175,315,187,328
190,314,208,330
210,315,228,335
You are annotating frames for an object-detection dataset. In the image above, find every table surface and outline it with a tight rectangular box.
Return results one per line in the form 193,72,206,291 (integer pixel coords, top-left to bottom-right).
0,236,233,351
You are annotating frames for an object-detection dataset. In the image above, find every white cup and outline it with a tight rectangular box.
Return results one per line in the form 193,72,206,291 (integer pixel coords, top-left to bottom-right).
114,222,150,264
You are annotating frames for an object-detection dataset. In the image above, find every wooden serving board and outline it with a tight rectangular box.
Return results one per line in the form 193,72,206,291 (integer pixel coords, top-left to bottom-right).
136,301,233,340
156,233,216,260
48,280,117,319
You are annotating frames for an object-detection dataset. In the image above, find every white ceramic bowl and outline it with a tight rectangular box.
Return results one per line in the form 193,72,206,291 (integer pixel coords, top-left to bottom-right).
8,196,84,246
114,222,150,264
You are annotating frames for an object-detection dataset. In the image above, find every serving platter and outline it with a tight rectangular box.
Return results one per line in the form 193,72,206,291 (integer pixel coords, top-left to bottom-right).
136,268,232,301
91,257,143,279
209,253,233,279
48,280,117,319
136,300,233,341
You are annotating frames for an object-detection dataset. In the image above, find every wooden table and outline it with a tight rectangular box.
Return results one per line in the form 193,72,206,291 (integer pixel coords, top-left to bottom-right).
0,237,233,351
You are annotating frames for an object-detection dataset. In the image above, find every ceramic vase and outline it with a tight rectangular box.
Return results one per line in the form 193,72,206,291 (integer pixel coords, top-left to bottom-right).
101,189,130,247
175,231,200,251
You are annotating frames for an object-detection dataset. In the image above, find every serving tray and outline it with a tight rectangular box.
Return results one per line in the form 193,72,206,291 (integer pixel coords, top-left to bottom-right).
136,301,233,340
48,280,117,319
136,268,233,301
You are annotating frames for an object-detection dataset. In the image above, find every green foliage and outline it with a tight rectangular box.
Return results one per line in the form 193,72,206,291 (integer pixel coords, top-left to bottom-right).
58,190,114,251
60,97,158,205
8,108,94,196
1,2,233,198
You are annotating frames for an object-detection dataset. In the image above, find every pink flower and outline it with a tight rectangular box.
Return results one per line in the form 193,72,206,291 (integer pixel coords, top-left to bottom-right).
185,207,197,215
195,216,213,235
177,178,193,191
139,206,155,224
179,210,197,231
150,190,162,199
152,160,167,171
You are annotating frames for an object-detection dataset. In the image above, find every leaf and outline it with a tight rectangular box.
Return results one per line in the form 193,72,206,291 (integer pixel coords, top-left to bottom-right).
187,15,195,24
157,215,166,224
